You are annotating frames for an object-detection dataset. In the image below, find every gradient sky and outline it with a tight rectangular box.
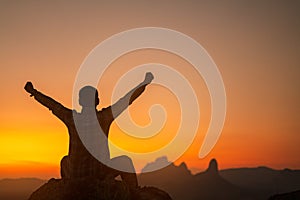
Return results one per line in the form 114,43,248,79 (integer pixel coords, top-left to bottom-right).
0,1,299,179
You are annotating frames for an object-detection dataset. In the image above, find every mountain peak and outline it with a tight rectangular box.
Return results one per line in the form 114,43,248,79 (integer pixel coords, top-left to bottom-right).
141,156,171,173
206,158,219,174
179,162,188,170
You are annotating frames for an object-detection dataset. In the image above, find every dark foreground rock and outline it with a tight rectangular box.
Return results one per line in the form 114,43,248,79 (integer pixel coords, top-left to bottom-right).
28,177,172,200
268,190,300,200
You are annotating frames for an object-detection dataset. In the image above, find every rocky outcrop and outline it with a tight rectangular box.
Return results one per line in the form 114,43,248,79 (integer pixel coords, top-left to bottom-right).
139,158,248,200
206,158,218,175
28,177,172,200
268,190,300,200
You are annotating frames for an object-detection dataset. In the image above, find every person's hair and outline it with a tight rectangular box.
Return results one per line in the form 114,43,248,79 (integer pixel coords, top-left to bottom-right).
79,86,99,107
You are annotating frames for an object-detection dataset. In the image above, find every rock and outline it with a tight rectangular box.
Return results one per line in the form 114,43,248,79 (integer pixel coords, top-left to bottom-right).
206,158,218,175
28,177,172,200
140,158,247,200
135,186,173,200
268,190,300,200
141,156,171,173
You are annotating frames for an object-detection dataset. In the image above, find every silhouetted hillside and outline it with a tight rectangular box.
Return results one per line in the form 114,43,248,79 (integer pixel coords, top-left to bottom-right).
268,190,300,200
220,167,300,199
0,178,46,200
141,156,172,173
1,159,300,200
28,177,172,200
139,158,300,200
139,158,248,200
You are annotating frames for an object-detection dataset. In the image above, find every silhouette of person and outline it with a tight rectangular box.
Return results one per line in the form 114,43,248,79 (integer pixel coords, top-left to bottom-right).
24,72,154,191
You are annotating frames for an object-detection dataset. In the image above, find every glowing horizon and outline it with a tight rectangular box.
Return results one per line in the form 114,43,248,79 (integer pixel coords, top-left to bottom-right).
1,1,299,179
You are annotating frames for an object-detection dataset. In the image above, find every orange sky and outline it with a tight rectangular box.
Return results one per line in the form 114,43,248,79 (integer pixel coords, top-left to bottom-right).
0,1,299,179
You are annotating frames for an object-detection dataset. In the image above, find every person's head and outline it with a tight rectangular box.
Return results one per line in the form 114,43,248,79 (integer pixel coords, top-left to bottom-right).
79,86,99,108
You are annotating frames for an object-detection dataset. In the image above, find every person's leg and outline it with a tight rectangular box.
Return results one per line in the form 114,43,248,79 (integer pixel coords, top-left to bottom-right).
110,155,138,190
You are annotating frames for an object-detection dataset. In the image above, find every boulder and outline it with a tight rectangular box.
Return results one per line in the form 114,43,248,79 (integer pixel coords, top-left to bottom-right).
28,177,172,200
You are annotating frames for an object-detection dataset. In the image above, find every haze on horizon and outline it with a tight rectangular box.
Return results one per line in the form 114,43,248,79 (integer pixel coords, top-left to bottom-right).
0,1,299,179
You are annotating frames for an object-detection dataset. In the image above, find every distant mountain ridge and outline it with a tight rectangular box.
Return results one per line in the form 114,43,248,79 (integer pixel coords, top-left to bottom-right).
0,178,46,200
139,158,247,200
221,166,300,194
139,158,300,200
1,159,300,200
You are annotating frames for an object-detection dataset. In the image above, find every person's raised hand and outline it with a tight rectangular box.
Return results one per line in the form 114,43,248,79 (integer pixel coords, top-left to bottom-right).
143,72,154,84
24,81,35,96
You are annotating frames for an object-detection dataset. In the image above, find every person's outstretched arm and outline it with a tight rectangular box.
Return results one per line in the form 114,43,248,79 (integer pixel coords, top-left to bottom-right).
24,82,71,123
107,72,154,119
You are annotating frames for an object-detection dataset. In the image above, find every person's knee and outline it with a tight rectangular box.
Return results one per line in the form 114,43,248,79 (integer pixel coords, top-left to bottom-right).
118,155,132,163
111,155,135,173
61,156,69,166
60,155,70,178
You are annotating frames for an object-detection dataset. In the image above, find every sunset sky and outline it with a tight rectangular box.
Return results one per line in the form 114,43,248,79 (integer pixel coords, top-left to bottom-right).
0,1,299,179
